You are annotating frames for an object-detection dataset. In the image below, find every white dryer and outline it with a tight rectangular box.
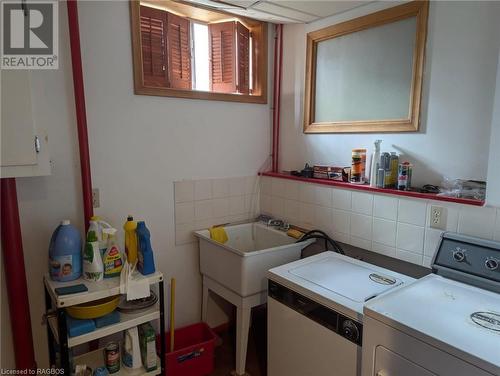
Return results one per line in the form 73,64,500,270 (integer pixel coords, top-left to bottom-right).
362,232,500,376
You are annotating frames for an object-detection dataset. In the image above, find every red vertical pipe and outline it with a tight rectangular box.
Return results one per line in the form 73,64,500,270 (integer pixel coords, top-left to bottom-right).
1,178,36,370
272,24,283,173
67,0,93,230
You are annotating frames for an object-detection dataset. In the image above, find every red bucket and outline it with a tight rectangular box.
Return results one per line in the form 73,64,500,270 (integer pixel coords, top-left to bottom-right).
159,322,217,376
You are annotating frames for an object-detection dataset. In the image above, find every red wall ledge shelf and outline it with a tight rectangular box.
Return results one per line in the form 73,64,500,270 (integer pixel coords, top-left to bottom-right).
260,171,485,207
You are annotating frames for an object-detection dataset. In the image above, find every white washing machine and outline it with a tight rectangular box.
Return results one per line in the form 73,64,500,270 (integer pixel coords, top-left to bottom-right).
267,251,415,376
362,232,500,376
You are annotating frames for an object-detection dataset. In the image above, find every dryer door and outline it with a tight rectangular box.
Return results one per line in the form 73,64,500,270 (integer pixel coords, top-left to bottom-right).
374,346,436,376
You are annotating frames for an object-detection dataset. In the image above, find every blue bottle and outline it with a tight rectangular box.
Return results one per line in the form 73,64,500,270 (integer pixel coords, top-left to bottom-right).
49,220,82,281
136,221,155,275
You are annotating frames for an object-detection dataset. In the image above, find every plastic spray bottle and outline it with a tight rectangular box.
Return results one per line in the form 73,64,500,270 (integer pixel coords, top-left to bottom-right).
87,216,112,255
83,229,104,282
369,140,382,187
102,228,124,278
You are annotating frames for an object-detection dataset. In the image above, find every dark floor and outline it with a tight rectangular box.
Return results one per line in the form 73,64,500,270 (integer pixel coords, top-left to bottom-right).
211,306,267,376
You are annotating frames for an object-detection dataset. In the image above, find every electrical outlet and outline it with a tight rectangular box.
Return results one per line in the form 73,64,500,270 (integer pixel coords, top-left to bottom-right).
92,188,100,208
430,205,446,230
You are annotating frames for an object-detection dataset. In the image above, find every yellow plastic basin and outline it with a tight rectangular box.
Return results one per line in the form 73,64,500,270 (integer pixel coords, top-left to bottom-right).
66,295,120,319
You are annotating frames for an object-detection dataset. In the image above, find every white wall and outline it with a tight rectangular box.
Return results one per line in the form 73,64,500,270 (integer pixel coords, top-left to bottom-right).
1,0,272,368
487,50,500,206
280,1,500,187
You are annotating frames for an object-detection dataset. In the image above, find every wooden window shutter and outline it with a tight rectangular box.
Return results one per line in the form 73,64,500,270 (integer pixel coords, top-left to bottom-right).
209,21,236,93
236,22,250,95
166,13,191,90
140,6,168,88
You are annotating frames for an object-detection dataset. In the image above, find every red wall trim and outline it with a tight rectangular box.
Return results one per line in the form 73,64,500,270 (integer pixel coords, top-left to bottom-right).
1,178,36,370
261,172,485,207
67,0,94,229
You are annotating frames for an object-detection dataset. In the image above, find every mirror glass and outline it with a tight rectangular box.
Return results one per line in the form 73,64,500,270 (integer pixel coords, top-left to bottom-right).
315,17,416,122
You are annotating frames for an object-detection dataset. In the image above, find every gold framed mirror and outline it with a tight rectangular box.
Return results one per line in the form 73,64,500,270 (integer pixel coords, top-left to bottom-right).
304,1,429,133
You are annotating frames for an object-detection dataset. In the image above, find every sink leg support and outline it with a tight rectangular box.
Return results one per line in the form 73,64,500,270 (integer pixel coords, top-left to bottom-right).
202,284,209,322
235,306,251,376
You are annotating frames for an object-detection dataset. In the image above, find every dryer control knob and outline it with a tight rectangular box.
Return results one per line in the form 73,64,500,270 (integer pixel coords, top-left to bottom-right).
453,250,466,262
342,320,359,342
485,258,499,271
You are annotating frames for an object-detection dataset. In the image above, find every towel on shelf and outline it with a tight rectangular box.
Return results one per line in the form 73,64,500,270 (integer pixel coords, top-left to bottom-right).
120,260,151,301
209,226,228,244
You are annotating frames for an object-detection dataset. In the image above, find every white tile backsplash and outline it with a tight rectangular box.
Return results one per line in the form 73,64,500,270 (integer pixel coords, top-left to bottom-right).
299,202,315,227
396,249,423,265
174,176,257,245
373,195,398,220
458,206,496,239
194,179,212,201
191,175,500,268
333,189,352,210
270,196,285,218
315,186,333,207
372,218,396,247
283,180,299,201
397,223,424,254
195,200,213,221
229,177,247,197
424,228,443,258
398,198,427,226
174,181,194,203
284,199,300,222
351,191,373,215
332,209,350,235
212,178,229,198
299,183,316,204
314,205,332,230
175,202,194,224
372,242,396,257
350,213,372,240
212,198,230,218
495,209,500,241
229,195,246,216
350,236,372,251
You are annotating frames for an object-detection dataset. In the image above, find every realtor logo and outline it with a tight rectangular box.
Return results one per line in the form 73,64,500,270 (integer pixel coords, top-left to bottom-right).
1,0,58,69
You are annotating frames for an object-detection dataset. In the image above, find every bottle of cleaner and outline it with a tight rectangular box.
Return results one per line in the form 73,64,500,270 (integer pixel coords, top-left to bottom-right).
123,327,142,369
88,216,112,255
369,140,382,187
83,229,104,282
49,220,82,282
102,228,124,278
123,216,138,264
136,221,156,275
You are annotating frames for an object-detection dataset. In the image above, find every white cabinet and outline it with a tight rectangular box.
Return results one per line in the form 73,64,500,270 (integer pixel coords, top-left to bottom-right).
1,70,51,178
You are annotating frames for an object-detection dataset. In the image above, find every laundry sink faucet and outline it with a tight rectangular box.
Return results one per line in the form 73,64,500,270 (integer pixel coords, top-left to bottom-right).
267,219,290,231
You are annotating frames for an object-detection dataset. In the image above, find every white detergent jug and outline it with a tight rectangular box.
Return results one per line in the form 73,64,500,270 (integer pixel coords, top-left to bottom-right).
123,327,142,369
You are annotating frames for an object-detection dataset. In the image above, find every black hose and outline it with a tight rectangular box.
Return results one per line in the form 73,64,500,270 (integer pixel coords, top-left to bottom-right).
296,229,344,258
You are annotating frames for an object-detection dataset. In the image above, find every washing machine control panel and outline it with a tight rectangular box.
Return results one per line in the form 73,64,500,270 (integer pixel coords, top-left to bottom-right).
268,280,363,346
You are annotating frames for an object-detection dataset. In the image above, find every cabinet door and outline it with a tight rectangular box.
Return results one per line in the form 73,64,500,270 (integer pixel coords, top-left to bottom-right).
1,70,37,167
374,346,436,376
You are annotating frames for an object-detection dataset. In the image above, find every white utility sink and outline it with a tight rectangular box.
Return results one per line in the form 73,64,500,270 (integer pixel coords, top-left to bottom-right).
195,221,313,376
195,222,313,297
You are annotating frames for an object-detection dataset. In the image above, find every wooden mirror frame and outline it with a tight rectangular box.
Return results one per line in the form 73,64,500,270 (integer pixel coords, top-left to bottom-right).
303,1,429,134
130,0,268,104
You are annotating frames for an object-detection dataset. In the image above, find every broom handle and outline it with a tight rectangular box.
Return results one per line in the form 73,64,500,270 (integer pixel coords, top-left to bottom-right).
170,278,176,352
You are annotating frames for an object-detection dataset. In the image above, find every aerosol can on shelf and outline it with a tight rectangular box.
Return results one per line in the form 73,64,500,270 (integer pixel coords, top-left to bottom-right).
102,228,124,278
83,229,104,282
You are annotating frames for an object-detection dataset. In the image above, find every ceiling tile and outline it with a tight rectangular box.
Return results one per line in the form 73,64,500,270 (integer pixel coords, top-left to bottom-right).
252,1,318,22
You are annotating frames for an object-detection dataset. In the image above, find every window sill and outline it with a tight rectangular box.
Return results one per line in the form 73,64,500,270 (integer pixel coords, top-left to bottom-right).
260,172,485,207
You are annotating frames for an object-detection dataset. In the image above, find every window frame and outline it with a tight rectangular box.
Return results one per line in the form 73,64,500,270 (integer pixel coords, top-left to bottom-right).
130,0,268,104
